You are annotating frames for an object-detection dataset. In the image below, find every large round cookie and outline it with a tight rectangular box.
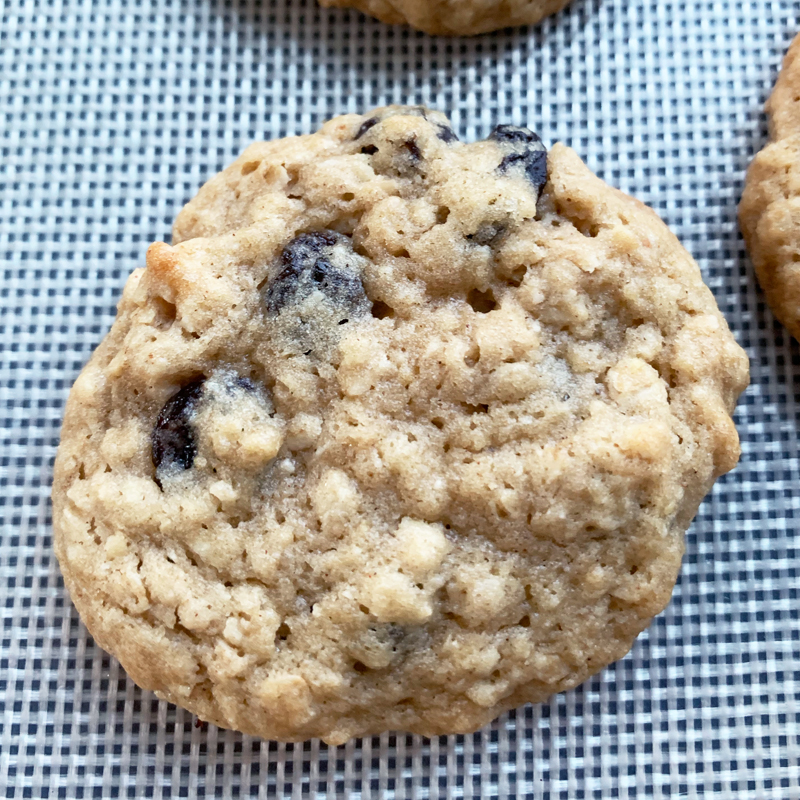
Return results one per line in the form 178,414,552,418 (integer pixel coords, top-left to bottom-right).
740,33,800,341
53,106,749,744
318,0,570,35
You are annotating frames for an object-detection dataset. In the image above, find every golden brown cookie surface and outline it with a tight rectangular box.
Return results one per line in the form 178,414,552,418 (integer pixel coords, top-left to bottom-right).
317,0,571,35
53,107,749,744
740,33,800,341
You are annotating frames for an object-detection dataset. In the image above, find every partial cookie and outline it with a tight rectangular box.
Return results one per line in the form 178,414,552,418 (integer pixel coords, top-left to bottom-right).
740,33,800,341
318,0,571,35
53,106,749,744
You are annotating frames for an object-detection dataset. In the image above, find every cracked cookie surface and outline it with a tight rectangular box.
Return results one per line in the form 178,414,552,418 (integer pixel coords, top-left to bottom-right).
53,106,749,744
740,33,800,341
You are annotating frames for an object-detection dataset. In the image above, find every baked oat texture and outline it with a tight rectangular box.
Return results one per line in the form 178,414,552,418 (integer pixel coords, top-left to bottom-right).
740,32,800,341
53,106,749,744
317,0,571,35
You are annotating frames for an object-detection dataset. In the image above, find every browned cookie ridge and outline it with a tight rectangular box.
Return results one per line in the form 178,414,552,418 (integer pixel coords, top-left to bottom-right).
53,106,749,744
741,33,800,341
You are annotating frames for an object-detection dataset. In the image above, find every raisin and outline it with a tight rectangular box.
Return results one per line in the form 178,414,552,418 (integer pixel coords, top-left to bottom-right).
369,623,406,649
233,376,256,393
436,124,459,143
266,231,370,320
151,378,205,482
488,124,548,190
402,138,422,161
499,150,548,188
488,124,542,145
467,222,506,247
355,117,379,139
386,623,405,647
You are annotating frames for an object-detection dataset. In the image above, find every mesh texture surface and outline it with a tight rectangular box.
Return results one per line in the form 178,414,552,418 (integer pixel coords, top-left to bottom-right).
1,0,799,795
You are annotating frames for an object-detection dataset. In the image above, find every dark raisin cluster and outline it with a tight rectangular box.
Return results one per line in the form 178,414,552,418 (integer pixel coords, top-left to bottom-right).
488,124,548,190
151,374,262,485
151,378,205,482
266,231,369,322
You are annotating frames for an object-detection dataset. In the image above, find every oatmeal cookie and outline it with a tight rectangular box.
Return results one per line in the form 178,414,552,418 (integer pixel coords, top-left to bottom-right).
740,33,800,341
318,0,571,35
53,106,749,744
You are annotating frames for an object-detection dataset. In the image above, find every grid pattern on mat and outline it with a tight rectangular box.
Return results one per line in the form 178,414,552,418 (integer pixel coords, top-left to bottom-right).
1,0,799,796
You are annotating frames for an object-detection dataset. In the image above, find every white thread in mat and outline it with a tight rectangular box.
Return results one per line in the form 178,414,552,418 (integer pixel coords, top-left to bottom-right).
1,0,799,795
